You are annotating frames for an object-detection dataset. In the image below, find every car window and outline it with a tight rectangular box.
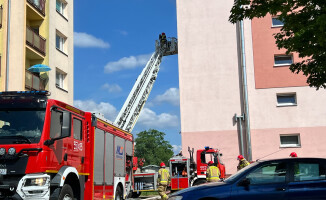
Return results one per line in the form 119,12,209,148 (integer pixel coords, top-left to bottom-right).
225,162,259,183
246,162,286,185
294,162,326,182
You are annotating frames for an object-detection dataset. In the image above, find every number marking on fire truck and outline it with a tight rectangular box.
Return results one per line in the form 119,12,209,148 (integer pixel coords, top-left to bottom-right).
74,141,83,151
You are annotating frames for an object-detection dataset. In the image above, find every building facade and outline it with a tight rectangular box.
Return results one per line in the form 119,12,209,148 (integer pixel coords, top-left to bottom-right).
176,0,326,174
0,0,74,104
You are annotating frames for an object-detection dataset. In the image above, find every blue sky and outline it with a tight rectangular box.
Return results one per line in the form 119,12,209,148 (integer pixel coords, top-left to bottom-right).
73,0,181,154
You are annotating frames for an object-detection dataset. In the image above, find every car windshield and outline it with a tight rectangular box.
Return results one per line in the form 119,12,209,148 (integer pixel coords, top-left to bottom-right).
224,161,259,183
0,110,46,144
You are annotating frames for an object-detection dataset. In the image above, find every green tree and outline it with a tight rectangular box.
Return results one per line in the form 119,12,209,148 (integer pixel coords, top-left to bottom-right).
229,0,326,89
135,129,174,166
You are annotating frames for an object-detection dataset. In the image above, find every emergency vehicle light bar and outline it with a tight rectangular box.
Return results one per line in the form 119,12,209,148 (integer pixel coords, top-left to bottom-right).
0,91,50,96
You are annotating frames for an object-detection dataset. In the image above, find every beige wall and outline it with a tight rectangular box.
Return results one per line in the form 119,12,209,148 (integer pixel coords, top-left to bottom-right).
7,1,25,91
177,0,242,133
0,0,7,90
48,0,74,104
177,0,244,175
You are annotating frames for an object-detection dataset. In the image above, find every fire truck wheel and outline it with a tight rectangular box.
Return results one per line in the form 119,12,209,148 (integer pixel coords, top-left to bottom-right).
193,179,206,186
115,186,123,200
58,184,74,200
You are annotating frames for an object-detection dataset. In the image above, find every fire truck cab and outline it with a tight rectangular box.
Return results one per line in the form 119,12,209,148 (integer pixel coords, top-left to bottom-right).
0,91,133,200
169,146,225,191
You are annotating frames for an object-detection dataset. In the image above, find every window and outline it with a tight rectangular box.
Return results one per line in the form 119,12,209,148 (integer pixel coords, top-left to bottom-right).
50,109,63,139
56,69,66,89
201,152,217,164
294,162,326,182
246,162,287,184
50,109,71,139
277,93,297,106
73,118,82,140
272,17,284,27
274,55,293,66
56,33,66,52
56,0,66,16
280,134,301,147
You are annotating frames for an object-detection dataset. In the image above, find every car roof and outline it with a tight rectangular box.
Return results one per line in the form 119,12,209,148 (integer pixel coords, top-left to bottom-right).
256,157,326,163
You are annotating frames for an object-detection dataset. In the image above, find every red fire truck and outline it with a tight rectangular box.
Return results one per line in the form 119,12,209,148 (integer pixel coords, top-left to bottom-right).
0,91,134,200
169,146,225,190
0,35,178,200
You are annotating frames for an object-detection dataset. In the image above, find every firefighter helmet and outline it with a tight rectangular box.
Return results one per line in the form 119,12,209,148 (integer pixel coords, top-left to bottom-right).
237,155,244,160
162,32,165,35
290,152,297,157
208,161,214,166
160,162,166,167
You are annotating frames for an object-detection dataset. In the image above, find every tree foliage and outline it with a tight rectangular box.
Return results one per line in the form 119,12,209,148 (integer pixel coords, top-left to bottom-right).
135,129,174,166
229,0,326,89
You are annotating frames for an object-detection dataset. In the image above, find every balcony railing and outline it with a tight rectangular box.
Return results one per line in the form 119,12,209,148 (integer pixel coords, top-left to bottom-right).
27,0,46,16
25,70,46,91
26,26,46,56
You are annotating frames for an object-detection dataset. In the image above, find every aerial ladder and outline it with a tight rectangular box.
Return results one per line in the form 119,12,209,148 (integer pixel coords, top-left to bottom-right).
114,34,178,132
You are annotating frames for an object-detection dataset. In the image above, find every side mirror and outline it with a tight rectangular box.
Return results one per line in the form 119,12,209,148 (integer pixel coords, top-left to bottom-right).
44,139,55,146
238,178,250,187
61,111,71,138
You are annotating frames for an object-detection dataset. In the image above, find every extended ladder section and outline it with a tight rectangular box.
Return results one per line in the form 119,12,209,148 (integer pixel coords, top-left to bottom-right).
114,37,178,132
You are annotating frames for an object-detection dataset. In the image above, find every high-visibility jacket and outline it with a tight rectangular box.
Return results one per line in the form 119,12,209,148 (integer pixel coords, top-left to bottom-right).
158,168,170,186
161,35,167,43
206,166,220,182
237,159,250,171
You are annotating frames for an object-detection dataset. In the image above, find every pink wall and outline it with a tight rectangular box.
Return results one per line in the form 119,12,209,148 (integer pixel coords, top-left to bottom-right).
251,14,308,89
251,126,326,160
181,130,241,175
182,127,326,175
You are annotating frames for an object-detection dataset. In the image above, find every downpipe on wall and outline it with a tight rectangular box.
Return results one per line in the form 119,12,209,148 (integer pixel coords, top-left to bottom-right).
239,19,252,161
5,0,11,91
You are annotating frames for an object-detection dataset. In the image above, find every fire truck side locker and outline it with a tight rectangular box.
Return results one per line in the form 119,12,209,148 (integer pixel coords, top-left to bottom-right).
91,114,133,199
133,172,158,191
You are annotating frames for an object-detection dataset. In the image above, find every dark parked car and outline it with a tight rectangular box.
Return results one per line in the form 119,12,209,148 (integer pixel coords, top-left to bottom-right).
168,158,326,200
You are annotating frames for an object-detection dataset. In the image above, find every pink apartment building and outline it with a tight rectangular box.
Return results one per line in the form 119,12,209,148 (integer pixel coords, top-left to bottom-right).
176,0,326,175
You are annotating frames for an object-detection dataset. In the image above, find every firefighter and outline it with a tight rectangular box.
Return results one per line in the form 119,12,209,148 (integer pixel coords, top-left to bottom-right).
237,155,250,171
157,162,170,200
161,32,167,47
206,161,220,182
289,152,298,157
182,166,187,177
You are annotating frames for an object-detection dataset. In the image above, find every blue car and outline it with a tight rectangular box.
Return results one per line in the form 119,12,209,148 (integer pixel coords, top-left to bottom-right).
168,158,326,200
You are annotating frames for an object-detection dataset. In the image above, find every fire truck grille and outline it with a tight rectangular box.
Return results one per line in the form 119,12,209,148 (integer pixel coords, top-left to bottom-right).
0,175,22,197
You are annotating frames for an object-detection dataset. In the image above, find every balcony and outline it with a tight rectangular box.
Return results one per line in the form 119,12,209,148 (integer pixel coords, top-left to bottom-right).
26,0,46,16
25,70,46,91
26,26,46,56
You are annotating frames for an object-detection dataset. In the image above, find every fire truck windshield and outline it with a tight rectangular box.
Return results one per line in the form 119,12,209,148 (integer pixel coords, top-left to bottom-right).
0,109,46,144
201,152,218,164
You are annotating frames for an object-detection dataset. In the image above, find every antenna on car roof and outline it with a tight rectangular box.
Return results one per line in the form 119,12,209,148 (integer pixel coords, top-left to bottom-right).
256,148,286,162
